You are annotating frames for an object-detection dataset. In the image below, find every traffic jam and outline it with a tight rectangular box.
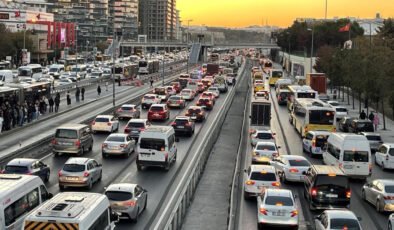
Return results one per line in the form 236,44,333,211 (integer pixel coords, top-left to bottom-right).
0,52,241,229
241,52,394,230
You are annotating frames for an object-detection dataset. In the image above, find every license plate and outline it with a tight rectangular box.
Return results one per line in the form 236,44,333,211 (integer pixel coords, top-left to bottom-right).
191,116,197,119
177,126,184,128
326,194,338,198
60,142,73,146
66,177,79,181
132,131,138,133
344,165,353,169
273,211,285,216
109,146,119,150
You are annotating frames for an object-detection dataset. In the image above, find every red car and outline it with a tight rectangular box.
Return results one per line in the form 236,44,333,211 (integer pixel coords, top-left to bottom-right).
196,97,214,110
185,106,206,122
170,82,181,93
200,92,216,102
147,104,170,121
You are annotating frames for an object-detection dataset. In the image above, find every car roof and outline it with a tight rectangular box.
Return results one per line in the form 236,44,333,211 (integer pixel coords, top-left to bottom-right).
169,95,182,98
96,115,113,119
250,165,275,172
127,118,147,123
144,94,157,97
7,158,37,166
265,188,293,197
280,155,308,161
121,104,136,108
256,130,273,134
65,157,91,165
106,183,137,193
373,179,394,186
57,124,88,130
188,106,202,109
325,210,358,220
311,165,346,176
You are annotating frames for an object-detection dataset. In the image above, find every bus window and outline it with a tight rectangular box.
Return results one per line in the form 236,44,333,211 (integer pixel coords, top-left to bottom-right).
309,110,335,125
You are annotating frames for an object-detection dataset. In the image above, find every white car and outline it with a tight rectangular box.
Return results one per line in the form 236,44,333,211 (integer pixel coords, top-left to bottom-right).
102,133,136,158
315,210,362,230
92,115,119,133
180,89,195,101
302,131,331,156
243,165,280,199
250,130,275,146
388,213,394,230
362,179,394,212
141,94,161,109
333,106,348,120
270,155,311,183
57,78,73,86
253,141,280,159
165,86,177,96
257,189,299,229
207,87,220,98
375,143,394,170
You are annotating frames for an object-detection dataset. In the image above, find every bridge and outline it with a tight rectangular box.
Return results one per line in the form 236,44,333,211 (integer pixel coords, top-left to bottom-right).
120,41,280,49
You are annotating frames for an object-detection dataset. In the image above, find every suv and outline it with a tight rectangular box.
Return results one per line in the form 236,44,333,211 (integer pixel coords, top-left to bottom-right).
303,165,351,210
196,97,214,110
360,132,383,152
141,94,161,109
171,116,195,137
124,119,150,139
52,124,94,156
147,104,170,121
349,119,374,133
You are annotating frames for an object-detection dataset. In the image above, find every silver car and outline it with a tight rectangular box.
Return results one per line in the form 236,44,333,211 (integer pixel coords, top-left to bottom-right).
250,129,275,146
105,183,148,221
315,210,362,230
362,179,394,212
270,155,311,183
58,157,102,190
116,104,141,120
360,132,383,152
257,189,299,229
102,133,136,158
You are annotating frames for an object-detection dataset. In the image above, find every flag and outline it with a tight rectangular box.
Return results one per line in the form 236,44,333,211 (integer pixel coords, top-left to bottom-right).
339,23,351,32
36,14,40,20
15,11,21,18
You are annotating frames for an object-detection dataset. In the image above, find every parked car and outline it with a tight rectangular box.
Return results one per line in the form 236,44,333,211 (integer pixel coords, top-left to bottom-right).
2,158,50,182
116,104,140,120
102,133,136,158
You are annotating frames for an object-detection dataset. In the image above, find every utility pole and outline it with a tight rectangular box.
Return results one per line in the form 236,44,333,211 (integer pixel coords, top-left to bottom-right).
112,30,116,107
309,23,315,74
325,0,328,19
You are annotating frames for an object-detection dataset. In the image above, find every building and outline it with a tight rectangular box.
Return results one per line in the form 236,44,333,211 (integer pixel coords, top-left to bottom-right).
109,0,138,39
138,0,178,41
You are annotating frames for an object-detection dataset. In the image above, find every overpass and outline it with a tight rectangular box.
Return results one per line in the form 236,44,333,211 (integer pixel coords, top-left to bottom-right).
120,41,280,49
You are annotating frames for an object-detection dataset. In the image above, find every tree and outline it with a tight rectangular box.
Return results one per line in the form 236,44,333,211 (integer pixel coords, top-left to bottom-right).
96,41,109,53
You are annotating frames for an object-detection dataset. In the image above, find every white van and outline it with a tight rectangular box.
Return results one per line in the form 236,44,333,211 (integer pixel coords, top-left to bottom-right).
136,126,178,171
0,174,52,230
48,64,65,79
322,133,371,179
70,65,88,79
18,64,43,80
23,192,118,230
0,70,18,85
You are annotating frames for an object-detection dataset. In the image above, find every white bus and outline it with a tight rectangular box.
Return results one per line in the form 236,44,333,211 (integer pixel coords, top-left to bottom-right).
18,64,43,80
23,192,118,230
287,85,318,111
0,175,52,230
290,98,336,137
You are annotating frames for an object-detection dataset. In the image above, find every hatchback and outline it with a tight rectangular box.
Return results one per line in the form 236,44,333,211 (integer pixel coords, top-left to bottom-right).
185,106,205,122
250,129,275,146
102,133,136,158
196,98,214,110
375,143,394,170
124,119,150,139
147,104,170,121
116,104,140,120
207,87,220,98
315,210,362,230
244,165,280,199
170,81,181,93
271,155,310,183
141,94,161,109
2,158,50,182
165,86,177,95
200,92,216,102
253,142,280,159
167,95,186,108
171,116,195,137
58,157,102,190
153,87,169,102
92,115,119,133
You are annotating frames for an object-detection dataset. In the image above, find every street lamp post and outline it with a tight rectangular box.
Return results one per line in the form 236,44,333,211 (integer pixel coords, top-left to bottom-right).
308,24,315,74
112,30,116,107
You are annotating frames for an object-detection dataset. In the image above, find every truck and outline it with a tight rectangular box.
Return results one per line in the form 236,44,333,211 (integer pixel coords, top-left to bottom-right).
206,63,219,76
306,73,327,94
250,97,271,127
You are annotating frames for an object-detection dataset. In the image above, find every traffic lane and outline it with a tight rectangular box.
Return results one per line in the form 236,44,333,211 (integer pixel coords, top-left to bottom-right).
270,89,389,230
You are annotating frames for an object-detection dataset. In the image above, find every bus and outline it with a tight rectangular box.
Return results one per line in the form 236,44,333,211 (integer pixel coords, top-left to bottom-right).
138,59,160,75
58,56,85,71
113,63,138,80
17,64,43,80
287,85,318,111
290,98,336,137
268,69,283,86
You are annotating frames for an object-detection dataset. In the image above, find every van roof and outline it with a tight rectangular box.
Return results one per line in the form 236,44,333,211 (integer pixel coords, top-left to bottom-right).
143,126,173,133
0,175,42,197
26,192,108,220
330,133,368,141
57,124,88,130
311,165,346,176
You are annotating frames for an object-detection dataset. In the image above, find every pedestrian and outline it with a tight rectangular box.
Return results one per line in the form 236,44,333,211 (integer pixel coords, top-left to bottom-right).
18,105,24,126
75,87,80,102
55,93,60,112
97,85,101,97
150,77,154,88
81,87,85,101
105,81,108,91
373,112,380,131
35,102,40,120
359,110,366,120
0,111,3,134
66,91,71,106
368,111,374,122
48,96,54,112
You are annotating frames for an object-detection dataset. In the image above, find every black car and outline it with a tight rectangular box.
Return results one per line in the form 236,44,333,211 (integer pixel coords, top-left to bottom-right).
338,116,356,132
303,165,351,210
2,158,50,182
171,116,195,137
348,119,374,133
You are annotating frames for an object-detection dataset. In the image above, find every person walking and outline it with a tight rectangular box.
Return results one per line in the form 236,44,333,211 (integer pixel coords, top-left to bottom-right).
75,87,80,102
18,105,24,126
97,85,101,97
66,91,71,106
373,112,380,131
150,77,154,88
368,111,374,122
48,96,54,113
359,110,366,120
81,87,85,101
54,93,60,112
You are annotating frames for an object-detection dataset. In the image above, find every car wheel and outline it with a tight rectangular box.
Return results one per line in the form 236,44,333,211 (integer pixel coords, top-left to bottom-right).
54,151,60,157
309,147,313,156
361,189,366,200
243,191,250,200
164,162,170,171
137,162,143,171
79,148,84,156
125,150,131,158
133,208,139,223
45,171,50,182
144,196,148,210
98,171,102,181
102,152,108,158
59,184,65,191
88,143,93,152
87,179,93,190
389,221,392,230
281,172,287,184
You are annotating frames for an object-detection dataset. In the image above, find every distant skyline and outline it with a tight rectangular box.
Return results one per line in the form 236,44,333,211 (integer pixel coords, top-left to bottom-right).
178,0,394,28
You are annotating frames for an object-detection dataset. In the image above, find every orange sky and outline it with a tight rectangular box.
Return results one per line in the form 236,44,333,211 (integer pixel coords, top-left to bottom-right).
177,0,394,28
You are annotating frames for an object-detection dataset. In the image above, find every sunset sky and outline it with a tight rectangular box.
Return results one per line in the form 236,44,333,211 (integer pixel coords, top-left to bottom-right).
177,0,394,28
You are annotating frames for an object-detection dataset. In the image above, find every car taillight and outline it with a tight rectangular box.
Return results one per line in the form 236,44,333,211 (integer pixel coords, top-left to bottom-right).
384,196,394,200
51,138,58,145
107,122,112,126
271,182,280,187
123,200,136,206
312,139,316,147
75,140,81,147
178,100,182,103
289,168,299,173
58,170,62,177
120,144,126,148
102,143,108,148
124,128,130,133
259,208,267,215
346,190,351,198
311,188,317,196
291,210,298,217
245,180,255,185
83,171,90,177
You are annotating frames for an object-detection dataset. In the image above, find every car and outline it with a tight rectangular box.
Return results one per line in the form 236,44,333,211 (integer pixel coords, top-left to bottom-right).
170,81,182,93
124,119,150,139
57,78,73,85
59,72,71,79
304,165,351,210
147,104,170,121
165,86,177,95
102,133,136,158
338,116,356,132
180,89,195,101
253,141,280,159
375,143,394,170
200,91,216,102
153,87,169,102
250,129,275,147
86,71,102,79
277,89,290,105
327,100,341,107
349,119,374,133
201,78,213,88
185,106,205,122
91,115,119,133
116,104,140,119
388,213,394,230
167,95,186,109
255,91,269,100
315,210,362,230
2,158,50,182
302,131,331,156
207,87,220,98
270,155,311,183
197,82,205,93
141,94,161,109
196,97,214,110
105,183,148,222
226,73,236,85
360,132,383,153
243,165,280,199
362,179,394,213
257,189,299,229
254,83,265,93
58,157,102,190
102,68,112,78
327,101,348,120
171,116,195,136
68,73,81,82
252,156,272,165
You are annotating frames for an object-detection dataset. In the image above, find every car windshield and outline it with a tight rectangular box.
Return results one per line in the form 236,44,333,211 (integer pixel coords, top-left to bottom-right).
330,219,360,230
5,165,29,173
250,172,276,181
289,159,310,167
385,186,394,193
330,102,340,106
128,122,144,128
105,191,133,201
298,92,316,99
256,133,273,139
55,129,78,139
336,108,348,112
121,106,133,111
63,164,85,172
150,106,163,111
95,117,109,122
140,138,165,151
256,145,276,151
188,108,201,113
106,136,125,142
175,119,189,125
309,110,335,125
170,96,181,100
265,196,293,206
144,95,156,99
343,151,369,162
91,72,101,76
365,135,382,141
315,175,348,187
49,68,59,72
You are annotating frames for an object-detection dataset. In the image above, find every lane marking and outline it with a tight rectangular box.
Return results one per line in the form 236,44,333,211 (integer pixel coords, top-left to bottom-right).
120,172,132,182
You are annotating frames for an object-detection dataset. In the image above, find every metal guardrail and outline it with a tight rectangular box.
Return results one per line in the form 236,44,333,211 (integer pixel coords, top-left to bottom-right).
151,60,247,230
